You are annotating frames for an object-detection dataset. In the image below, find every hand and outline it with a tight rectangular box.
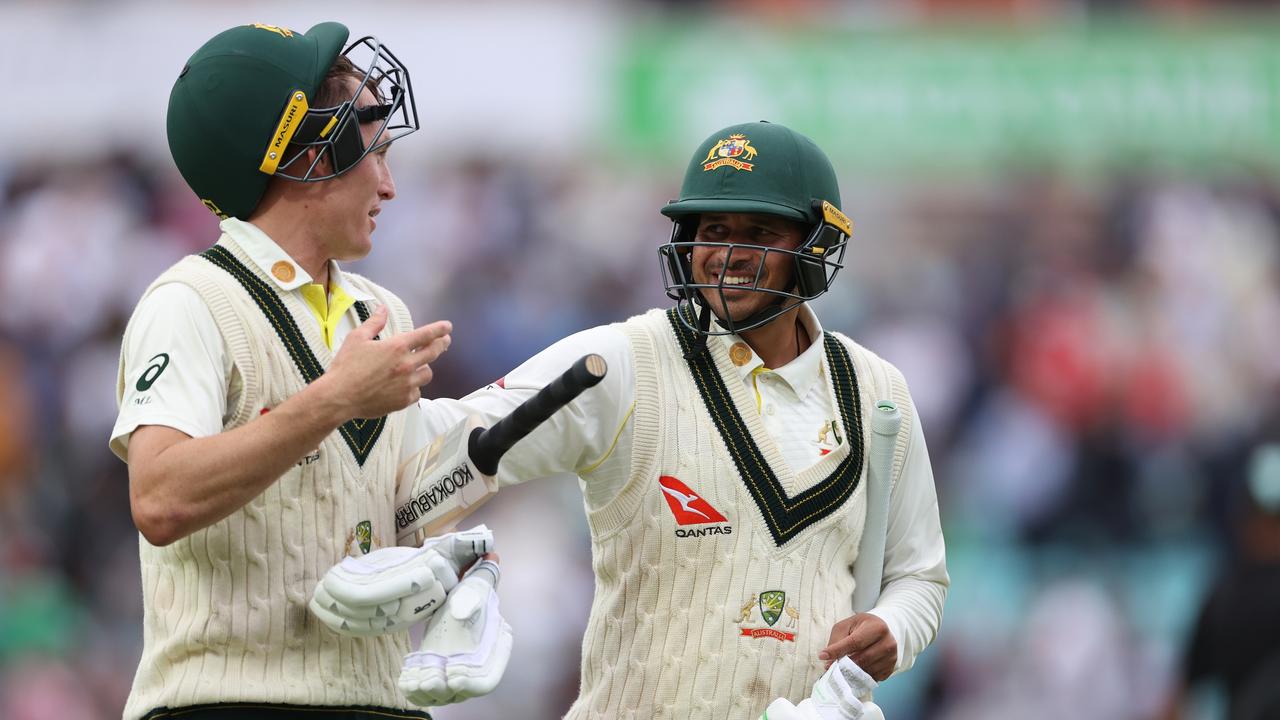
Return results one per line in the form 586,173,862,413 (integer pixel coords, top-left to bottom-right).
318,306,452,421
309,525,495,637
820,613,896,681
400,556,512,707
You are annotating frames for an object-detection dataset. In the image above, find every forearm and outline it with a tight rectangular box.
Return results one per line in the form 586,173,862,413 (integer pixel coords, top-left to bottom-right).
414,327,636,488
867,491,948,675
866,572,947,675
130,377,347,545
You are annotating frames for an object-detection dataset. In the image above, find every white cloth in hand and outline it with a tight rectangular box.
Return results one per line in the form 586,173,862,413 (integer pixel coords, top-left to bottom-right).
399,559,512,707
309,525,495,637
813,656,879,710
760,658,885,720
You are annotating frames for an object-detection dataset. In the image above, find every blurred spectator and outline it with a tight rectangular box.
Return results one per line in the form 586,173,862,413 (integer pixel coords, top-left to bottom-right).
0,657,99,720
1162,443,1280,720
0,341,33,508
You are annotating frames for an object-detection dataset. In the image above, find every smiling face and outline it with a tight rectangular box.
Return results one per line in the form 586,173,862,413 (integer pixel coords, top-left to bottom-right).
689,212,808,323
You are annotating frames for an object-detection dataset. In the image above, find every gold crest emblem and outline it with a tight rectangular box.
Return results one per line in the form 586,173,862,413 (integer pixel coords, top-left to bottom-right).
817,420,843,457
200,198,229,220
817,420,843,446
344,520,374,556
733,590,798,641
355,520,372,554
703,134,758,172
249,23,295,38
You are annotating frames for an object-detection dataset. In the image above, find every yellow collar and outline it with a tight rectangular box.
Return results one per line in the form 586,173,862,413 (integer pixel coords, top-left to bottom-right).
220,218,374,348
218,218,374,302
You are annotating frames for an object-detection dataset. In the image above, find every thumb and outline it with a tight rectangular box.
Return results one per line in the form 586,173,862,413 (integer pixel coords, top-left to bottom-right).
352,304,388,340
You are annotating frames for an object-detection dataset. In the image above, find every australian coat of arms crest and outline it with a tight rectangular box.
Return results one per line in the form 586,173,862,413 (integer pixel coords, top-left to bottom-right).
703,133,758,172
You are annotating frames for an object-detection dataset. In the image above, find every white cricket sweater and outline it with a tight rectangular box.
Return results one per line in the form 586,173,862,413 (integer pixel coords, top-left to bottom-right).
117,235,421,719
566,308,912,720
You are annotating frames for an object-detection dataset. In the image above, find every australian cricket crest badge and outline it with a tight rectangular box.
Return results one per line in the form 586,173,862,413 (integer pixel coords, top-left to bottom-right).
734,589,799,641
346,520,374,556
355,520,372,554
703,133,758,172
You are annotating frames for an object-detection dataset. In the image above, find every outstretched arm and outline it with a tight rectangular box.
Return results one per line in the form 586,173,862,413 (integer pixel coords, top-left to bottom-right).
394,354,609,541
404,325,636,513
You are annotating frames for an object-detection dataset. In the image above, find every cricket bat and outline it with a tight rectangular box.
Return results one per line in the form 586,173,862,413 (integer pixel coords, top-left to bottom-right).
394,353,607,543
850,400,901,614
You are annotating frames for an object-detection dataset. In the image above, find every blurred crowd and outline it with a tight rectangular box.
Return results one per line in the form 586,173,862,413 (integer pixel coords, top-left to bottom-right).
0,143,1278,719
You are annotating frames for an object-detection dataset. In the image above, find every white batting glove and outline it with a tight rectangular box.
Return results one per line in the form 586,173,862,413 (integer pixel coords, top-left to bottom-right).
310,525,495,637
811,657,885,720
760,698,852,720
760,658,883,720
399,558,513,707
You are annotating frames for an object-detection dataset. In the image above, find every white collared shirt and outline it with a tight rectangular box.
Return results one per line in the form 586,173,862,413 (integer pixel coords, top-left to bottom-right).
719,308,841,475
111,218,382,460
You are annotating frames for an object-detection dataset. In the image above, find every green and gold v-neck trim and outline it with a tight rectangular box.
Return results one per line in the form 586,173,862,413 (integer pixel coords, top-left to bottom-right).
666,306,865,546
200,245,386,467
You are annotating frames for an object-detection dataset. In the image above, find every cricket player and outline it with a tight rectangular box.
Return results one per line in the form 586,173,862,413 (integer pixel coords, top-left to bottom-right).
404,121,949,718
110,21,505,719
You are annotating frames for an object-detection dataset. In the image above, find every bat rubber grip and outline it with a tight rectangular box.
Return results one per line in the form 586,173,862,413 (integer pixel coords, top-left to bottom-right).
871,400,902,437
469,354,607,475
851,399,902,614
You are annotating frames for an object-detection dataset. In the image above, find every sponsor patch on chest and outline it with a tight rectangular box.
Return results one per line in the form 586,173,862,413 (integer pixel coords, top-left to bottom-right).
658,476,733,538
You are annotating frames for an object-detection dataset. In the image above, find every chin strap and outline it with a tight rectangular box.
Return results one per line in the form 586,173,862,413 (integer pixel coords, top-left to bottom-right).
682,300,713,360
681,289,797,360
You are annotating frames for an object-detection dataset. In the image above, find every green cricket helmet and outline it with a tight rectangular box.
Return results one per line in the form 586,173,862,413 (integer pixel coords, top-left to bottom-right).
167,22,419,220
659,121,851,336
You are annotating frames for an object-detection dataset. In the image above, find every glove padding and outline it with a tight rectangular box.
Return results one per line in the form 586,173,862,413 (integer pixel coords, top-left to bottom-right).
760,658,884,720
399,559,513,707
310,525,495,637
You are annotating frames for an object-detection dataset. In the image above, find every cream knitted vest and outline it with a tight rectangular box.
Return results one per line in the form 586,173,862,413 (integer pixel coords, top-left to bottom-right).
566,308,912,720
118,236,420,719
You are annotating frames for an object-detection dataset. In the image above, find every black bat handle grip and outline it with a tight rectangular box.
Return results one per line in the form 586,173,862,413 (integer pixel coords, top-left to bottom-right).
468,354,608,476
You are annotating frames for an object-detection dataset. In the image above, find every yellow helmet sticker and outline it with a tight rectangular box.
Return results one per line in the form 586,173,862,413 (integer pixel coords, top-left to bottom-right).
821,200,852,236
318,115,340,138
259,90,309,175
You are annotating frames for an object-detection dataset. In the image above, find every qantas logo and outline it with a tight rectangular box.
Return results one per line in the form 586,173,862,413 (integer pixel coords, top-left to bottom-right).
659,476,727,525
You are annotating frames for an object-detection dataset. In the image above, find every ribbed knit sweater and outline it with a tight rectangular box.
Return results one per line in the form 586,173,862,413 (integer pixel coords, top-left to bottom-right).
565,309,911,720
117,235,420,719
